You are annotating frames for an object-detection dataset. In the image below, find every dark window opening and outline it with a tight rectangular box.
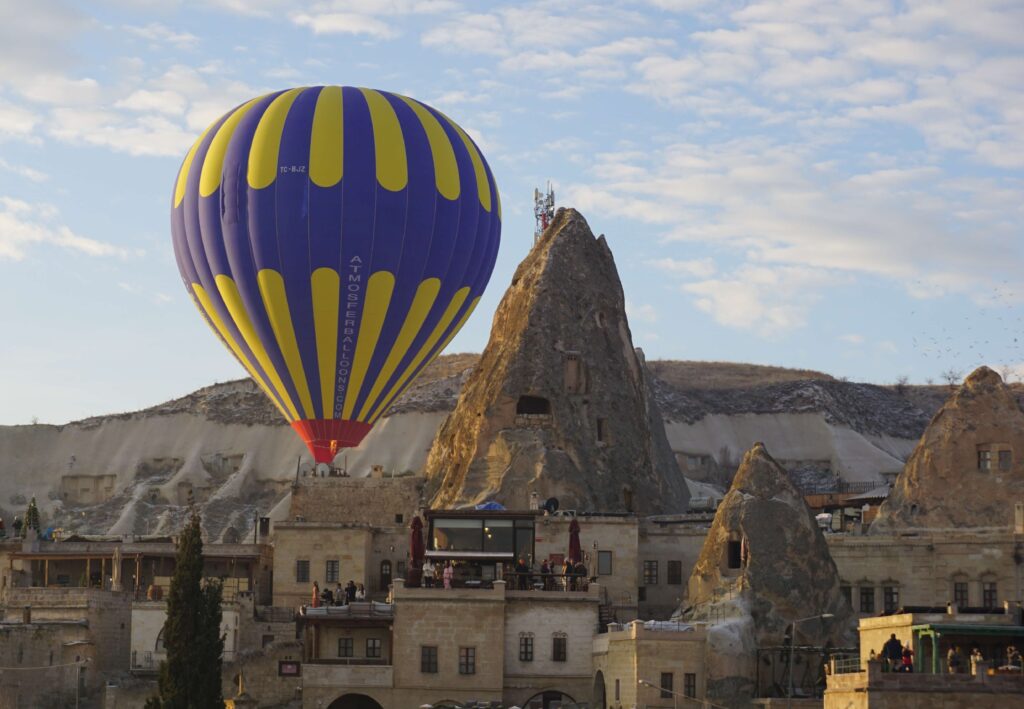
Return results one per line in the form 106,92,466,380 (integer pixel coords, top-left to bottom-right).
840,585,852,606
325,560,339,584
860,586,875,613
638,586,646,602
597,551,613,576
519,635,534,662
684,673,696,698
366,638,382,659
668,560,683,585
338,637,353,658
727,540,742,569
395,513,404,524
954,581,968,607
517,395,551,415
552,635,567,662
979,449,993,471
883,586,899,613
380,560,392,591
421,646,438,673
999,450,1012,471
615,679,620,701
983,581,998,608
295,560,310,583
643,560,658,585
660,672,673,699
596,417,606,442
459,646,476,674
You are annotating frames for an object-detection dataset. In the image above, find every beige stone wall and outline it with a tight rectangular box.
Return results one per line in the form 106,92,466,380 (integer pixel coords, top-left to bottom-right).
271,525,372,609
129,601,245,672
638,521,706,619
827,530,1021,618
60,474,116,505
390,582,506,701
0,622,94,709
314,625,392,663
592,622,708,709
502,588,599,706
221,640,303,708
535,515,639,619
825,662,1024,709
287,474,423,526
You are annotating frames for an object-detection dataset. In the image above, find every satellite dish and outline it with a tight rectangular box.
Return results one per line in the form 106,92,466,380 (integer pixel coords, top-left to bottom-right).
316,462,331,477
544,497,560,513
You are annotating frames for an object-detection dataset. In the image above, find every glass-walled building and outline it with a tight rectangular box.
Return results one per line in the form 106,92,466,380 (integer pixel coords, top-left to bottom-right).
425,510,538,585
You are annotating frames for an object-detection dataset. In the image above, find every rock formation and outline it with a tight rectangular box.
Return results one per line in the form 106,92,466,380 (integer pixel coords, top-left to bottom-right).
423,208,689,513
871,366,1024,533
682,442,854,705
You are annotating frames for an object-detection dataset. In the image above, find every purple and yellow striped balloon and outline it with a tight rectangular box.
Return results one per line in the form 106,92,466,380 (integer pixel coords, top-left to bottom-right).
171,86,500,463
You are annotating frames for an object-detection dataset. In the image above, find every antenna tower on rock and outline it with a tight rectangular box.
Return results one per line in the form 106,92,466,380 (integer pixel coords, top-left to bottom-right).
534,182,555,244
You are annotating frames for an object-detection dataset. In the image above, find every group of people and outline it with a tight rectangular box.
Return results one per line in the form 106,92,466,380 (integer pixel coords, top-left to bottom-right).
875,633,915,672
420,559,455,589
513,557,589,591
310,579,366,607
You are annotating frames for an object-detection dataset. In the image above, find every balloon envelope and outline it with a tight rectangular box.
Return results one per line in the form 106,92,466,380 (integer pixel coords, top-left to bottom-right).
171,86,501,463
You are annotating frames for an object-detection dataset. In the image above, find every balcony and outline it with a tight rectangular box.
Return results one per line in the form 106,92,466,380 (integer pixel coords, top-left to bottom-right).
303,662,393,689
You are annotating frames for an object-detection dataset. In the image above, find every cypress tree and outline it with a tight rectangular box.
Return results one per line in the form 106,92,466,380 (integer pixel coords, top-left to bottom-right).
22,497,41,538
149,508,224,708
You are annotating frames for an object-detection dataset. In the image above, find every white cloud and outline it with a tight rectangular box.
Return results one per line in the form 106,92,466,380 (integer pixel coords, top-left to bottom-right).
0,158,47,182
0,102,39,139
0,197,134,260
291,12,397,39
839,333,864,344
645,257,717,279
115,89,188,116
626,300,658,324
123,23,199,48
683,265,834,335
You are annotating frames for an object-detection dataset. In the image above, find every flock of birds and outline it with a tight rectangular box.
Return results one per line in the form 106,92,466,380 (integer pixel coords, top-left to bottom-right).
908,280,1023,384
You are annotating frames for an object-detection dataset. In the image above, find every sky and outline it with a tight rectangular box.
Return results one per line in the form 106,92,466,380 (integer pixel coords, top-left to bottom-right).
1,0,1023,425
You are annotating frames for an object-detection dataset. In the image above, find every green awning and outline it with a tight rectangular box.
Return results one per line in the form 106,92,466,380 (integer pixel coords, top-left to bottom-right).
915,624,1024,637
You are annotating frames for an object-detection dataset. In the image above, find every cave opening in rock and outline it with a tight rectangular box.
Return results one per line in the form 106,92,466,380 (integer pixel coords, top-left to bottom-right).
517,395,551,415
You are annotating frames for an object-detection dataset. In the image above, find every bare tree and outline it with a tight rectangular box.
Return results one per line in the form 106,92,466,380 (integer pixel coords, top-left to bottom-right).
941,368,963,388
894,375,909,396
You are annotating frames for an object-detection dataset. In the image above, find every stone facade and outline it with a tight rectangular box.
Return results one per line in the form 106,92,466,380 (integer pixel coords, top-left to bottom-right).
272,524,373,609
287,473,424,528
592,620,708,709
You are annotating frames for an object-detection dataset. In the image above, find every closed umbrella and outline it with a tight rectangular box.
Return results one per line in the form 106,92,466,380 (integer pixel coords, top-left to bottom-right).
568,518,581,564
408,517,425,587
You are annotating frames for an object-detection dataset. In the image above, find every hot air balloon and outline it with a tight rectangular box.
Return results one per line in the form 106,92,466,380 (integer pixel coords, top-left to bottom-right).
171,86,500,464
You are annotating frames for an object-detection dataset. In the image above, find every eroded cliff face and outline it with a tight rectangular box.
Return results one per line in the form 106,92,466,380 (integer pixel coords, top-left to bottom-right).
871,366,1024,533
683,443,854,706
423,208,688,513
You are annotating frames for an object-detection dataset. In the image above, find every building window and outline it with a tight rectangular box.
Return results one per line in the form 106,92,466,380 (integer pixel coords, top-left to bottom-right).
325,560,339,584
365,638,382,659
859,586,875,613
978,449,993,471
684,673,696,698
638,586,647,602
954,581,968,607
337,637,353,658
883,586,899,614
397,561,407,578
668,560,683,585
596,417,606,442
380,560,392,591
1000,450,1013,471
983,581,998,608
295,559,309,583
552,634,567,662
421,646,438,673
660,672,673,699
519,634,534,662
727,540,742,569
597,551,613,576
643,560,658,585
840,585,852,606
615,679,620,701
459,647,476,674
395,513,404,524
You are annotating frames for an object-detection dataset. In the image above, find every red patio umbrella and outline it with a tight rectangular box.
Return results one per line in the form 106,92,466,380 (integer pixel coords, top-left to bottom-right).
568,518,582,564
408,517,425,587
